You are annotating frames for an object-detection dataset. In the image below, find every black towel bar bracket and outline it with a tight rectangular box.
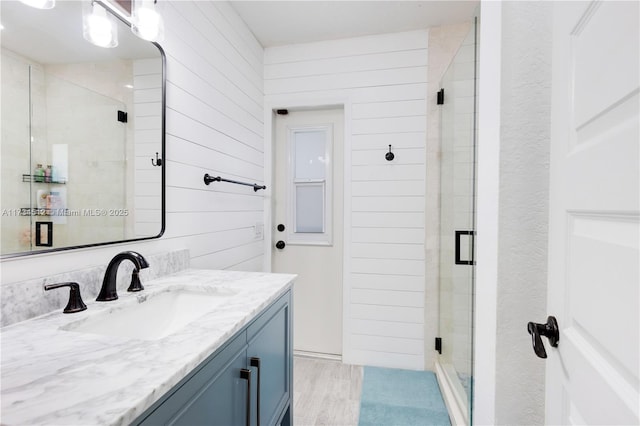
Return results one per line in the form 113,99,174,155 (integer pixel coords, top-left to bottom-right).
203,173,266,192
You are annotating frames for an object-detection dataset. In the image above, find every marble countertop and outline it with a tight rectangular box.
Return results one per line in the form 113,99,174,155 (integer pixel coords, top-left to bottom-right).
0,269,295,426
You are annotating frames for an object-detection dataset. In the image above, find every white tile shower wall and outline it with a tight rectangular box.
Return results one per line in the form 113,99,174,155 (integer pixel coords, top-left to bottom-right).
45,59,137,239
1,49,33,254
0,52,134,252
1,1,265,285
265,30,429,369
43,61,131,246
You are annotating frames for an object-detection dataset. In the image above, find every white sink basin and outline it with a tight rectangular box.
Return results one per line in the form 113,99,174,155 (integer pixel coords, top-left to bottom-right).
63,286,239,340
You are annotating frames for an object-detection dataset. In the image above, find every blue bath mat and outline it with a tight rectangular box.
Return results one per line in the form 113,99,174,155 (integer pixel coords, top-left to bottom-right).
358,366,450,426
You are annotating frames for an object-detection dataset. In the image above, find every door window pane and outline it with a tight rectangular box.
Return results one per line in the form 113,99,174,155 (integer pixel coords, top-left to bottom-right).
295,184,324,233
294,130,326,180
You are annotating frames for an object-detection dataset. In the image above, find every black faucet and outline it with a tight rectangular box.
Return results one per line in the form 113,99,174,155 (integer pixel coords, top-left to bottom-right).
96,251,149,301
44,282,87,313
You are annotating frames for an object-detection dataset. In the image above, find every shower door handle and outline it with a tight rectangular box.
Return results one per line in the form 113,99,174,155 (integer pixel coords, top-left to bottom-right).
455,230,475,265
527,316,559,359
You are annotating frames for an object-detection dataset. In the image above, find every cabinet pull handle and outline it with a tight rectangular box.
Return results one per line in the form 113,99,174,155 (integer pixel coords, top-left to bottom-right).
240,368,251,426
250,357,261,426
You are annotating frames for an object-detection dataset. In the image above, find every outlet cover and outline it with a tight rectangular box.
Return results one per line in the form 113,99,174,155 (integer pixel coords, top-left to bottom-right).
254,222,264,240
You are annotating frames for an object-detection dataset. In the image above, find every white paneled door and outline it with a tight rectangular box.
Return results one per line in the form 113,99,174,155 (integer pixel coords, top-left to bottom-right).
272,108,344,357
545,1,639,424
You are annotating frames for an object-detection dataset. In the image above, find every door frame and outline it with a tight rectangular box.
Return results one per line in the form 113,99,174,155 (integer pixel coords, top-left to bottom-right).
473,2,502,424
263,95,353,363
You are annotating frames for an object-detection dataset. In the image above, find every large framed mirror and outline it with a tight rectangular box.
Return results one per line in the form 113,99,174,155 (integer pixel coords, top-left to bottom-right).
1,0,165,258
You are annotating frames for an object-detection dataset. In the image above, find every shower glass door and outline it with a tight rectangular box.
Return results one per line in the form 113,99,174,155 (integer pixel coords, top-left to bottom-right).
438,19,477,425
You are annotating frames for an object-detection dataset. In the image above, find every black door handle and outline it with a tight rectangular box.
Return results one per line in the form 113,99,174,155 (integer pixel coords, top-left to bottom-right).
275,240,285,250
527,316,559,358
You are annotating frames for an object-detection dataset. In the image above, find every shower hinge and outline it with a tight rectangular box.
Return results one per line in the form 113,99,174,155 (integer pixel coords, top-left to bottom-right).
435,337,442,354
437,89,444,105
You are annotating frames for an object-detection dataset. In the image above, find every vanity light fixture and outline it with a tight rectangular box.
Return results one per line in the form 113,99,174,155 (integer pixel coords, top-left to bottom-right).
82,0,118,48
131,0,164,42
19,0,55,10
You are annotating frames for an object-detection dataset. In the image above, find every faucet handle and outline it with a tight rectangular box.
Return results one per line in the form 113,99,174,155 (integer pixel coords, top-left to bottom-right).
44,282,87,314
127,270,144,292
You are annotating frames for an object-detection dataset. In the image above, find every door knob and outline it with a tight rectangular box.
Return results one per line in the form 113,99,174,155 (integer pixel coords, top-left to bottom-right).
275,240,285,250
527,316,559,358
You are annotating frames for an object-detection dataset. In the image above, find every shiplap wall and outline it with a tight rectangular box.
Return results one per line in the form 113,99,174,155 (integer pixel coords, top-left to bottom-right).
265,30,429,369
160,1,265,271
133,58,163,238
0,1,265,284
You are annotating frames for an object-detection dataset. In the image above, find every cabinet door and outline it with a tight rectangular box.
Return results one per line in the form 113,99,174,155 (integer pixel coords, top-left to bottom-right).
247,291,292,426
136,332,249,426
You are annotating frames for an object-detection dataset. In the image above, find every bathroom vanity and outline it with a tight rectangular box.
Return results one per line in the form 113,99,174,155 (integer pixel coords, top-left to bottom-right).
0,269,294,426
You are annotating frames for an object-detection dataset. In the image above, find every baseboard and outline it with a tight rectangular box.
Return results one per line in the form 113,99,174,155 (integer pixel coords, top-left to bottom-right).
294,349,342,361
435,359,469,426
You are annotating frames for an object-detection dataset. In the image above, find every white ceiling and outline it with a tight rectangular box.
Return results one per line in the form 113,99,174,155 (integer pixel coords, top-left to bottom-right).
1,1,478,64
230,1,479,47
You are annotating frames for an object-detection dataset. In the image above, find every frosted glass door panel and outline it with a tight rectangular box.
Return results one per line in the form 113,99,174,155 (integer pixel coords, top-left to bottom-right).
294,131,326,180
295,184,324,233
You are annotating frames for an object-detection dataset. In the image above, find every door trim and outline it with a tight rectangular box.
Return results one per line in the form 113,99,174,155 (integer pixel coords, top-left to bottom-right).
264,95,353,364
473,2,502,424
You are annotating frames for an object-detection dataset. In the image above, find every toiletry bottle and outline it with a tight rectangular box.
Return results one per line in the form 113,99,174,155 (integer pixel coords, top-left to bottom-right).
45,165,52,183
34,164,44,182
49,191,60,215
36,189,47,210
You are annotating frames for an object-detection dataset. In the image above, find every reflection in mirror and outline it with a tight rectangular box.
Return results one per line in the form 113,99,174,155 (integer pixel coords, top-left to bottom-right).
1,0,165,257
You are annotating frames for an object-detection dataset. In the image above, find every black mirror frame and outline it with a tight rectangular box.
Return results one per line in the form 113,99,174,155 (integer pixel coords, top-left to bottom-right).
1,7,166,260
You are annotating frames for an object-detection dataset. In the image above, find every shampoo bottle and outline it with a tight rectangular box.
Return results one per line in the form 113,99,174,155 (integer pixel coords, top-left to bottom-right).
34,164,44,182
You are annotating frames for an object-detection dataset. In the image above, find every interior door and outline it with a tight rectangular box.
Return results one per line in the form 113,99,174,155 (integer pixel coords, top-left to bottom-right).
545,1,639,424
272,108,344,357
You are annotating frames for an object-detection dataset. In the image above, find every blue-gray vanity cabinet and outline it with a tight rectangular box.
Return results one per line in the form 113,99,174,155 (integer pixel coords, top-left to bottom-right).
133,290,292,426
247,289,292,426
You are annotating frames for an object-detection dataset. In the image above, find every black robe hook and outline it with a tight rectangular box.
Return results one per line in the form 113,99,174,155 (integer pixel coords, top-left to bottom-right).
385,145,395,161
151,152,162,167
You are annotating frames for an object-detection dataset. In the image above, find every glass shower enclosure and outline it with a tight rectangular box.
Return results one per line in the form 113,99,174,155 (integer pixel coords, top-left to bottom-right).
436,19,477,425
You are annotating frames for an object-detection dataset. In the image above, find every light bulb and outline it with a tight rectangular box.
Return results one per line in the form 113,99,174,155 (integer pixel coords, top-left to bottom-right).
19,0,55,9
88,14,113,47
83,1,118,48
131,0,164,42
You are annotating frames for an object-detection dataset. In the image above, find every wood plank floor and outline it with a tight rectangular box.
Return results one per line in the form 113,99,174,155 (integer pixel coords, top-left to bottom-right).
293,356,363,425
